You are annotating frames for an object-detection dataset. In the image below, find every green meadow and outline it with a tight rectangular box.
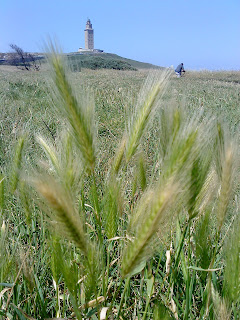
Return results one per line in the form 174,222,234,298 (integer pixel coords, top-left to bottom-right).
0,56,239,320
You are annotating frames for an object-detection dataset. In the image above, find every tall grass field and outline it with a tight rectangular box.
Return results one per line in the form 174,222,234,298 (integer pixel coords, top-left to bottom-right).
0,50,239,319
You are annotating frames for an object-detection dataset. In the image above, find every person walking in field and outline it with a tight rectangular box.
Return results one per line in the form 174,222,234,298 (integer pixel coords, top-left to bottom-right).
175,63,185,78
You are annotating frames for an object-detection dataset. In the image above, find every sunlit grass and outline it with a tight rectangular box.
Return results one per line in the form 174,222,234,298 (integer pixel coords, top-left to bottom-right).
0,60,239,319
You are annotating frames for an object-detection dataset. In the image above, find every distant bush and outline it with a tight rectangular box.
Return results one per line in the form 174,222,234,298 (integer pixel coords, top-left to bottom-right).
68,55,137,71
6,44,42,71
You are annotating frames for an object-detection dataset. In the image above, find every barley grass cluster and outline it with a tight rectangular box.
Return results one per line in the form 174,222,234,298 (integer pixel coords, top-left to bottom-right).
0,46,239,319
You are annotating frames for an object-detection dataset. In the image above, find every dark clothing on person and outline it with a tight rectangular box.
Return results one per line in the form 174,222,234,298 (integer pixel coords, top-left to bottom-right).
175,63,185,73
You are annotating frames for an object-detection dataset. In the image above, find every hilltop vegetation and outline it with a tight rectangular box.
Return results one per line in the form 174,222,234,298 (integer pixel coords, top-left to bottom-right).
67,52,161,70
67,54,137,71
1,51,161,71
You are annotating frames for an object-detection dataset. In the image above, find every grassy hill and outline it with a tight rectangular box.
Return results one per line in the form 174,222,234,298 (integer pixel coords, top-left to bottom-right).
67,52,162,70
0,50,161,71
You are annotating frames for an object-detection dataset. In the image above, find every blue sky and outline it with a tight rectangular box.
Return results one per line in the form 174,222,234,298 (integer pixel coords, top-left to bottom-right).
0,0,239,70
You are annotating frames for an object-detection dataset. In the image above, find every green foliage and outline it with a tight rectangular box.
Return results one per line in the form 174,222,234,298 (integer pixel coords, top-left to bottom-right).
68,55,137,71
10,136,25,192
223,214,240,305
0,51,239,319
195,210,213,280
67,52,160,70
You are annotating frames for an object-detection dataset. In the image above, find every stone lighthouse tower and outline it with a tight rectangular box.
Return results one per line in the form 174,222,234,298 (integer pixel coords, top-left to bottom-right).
85,19,94,50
